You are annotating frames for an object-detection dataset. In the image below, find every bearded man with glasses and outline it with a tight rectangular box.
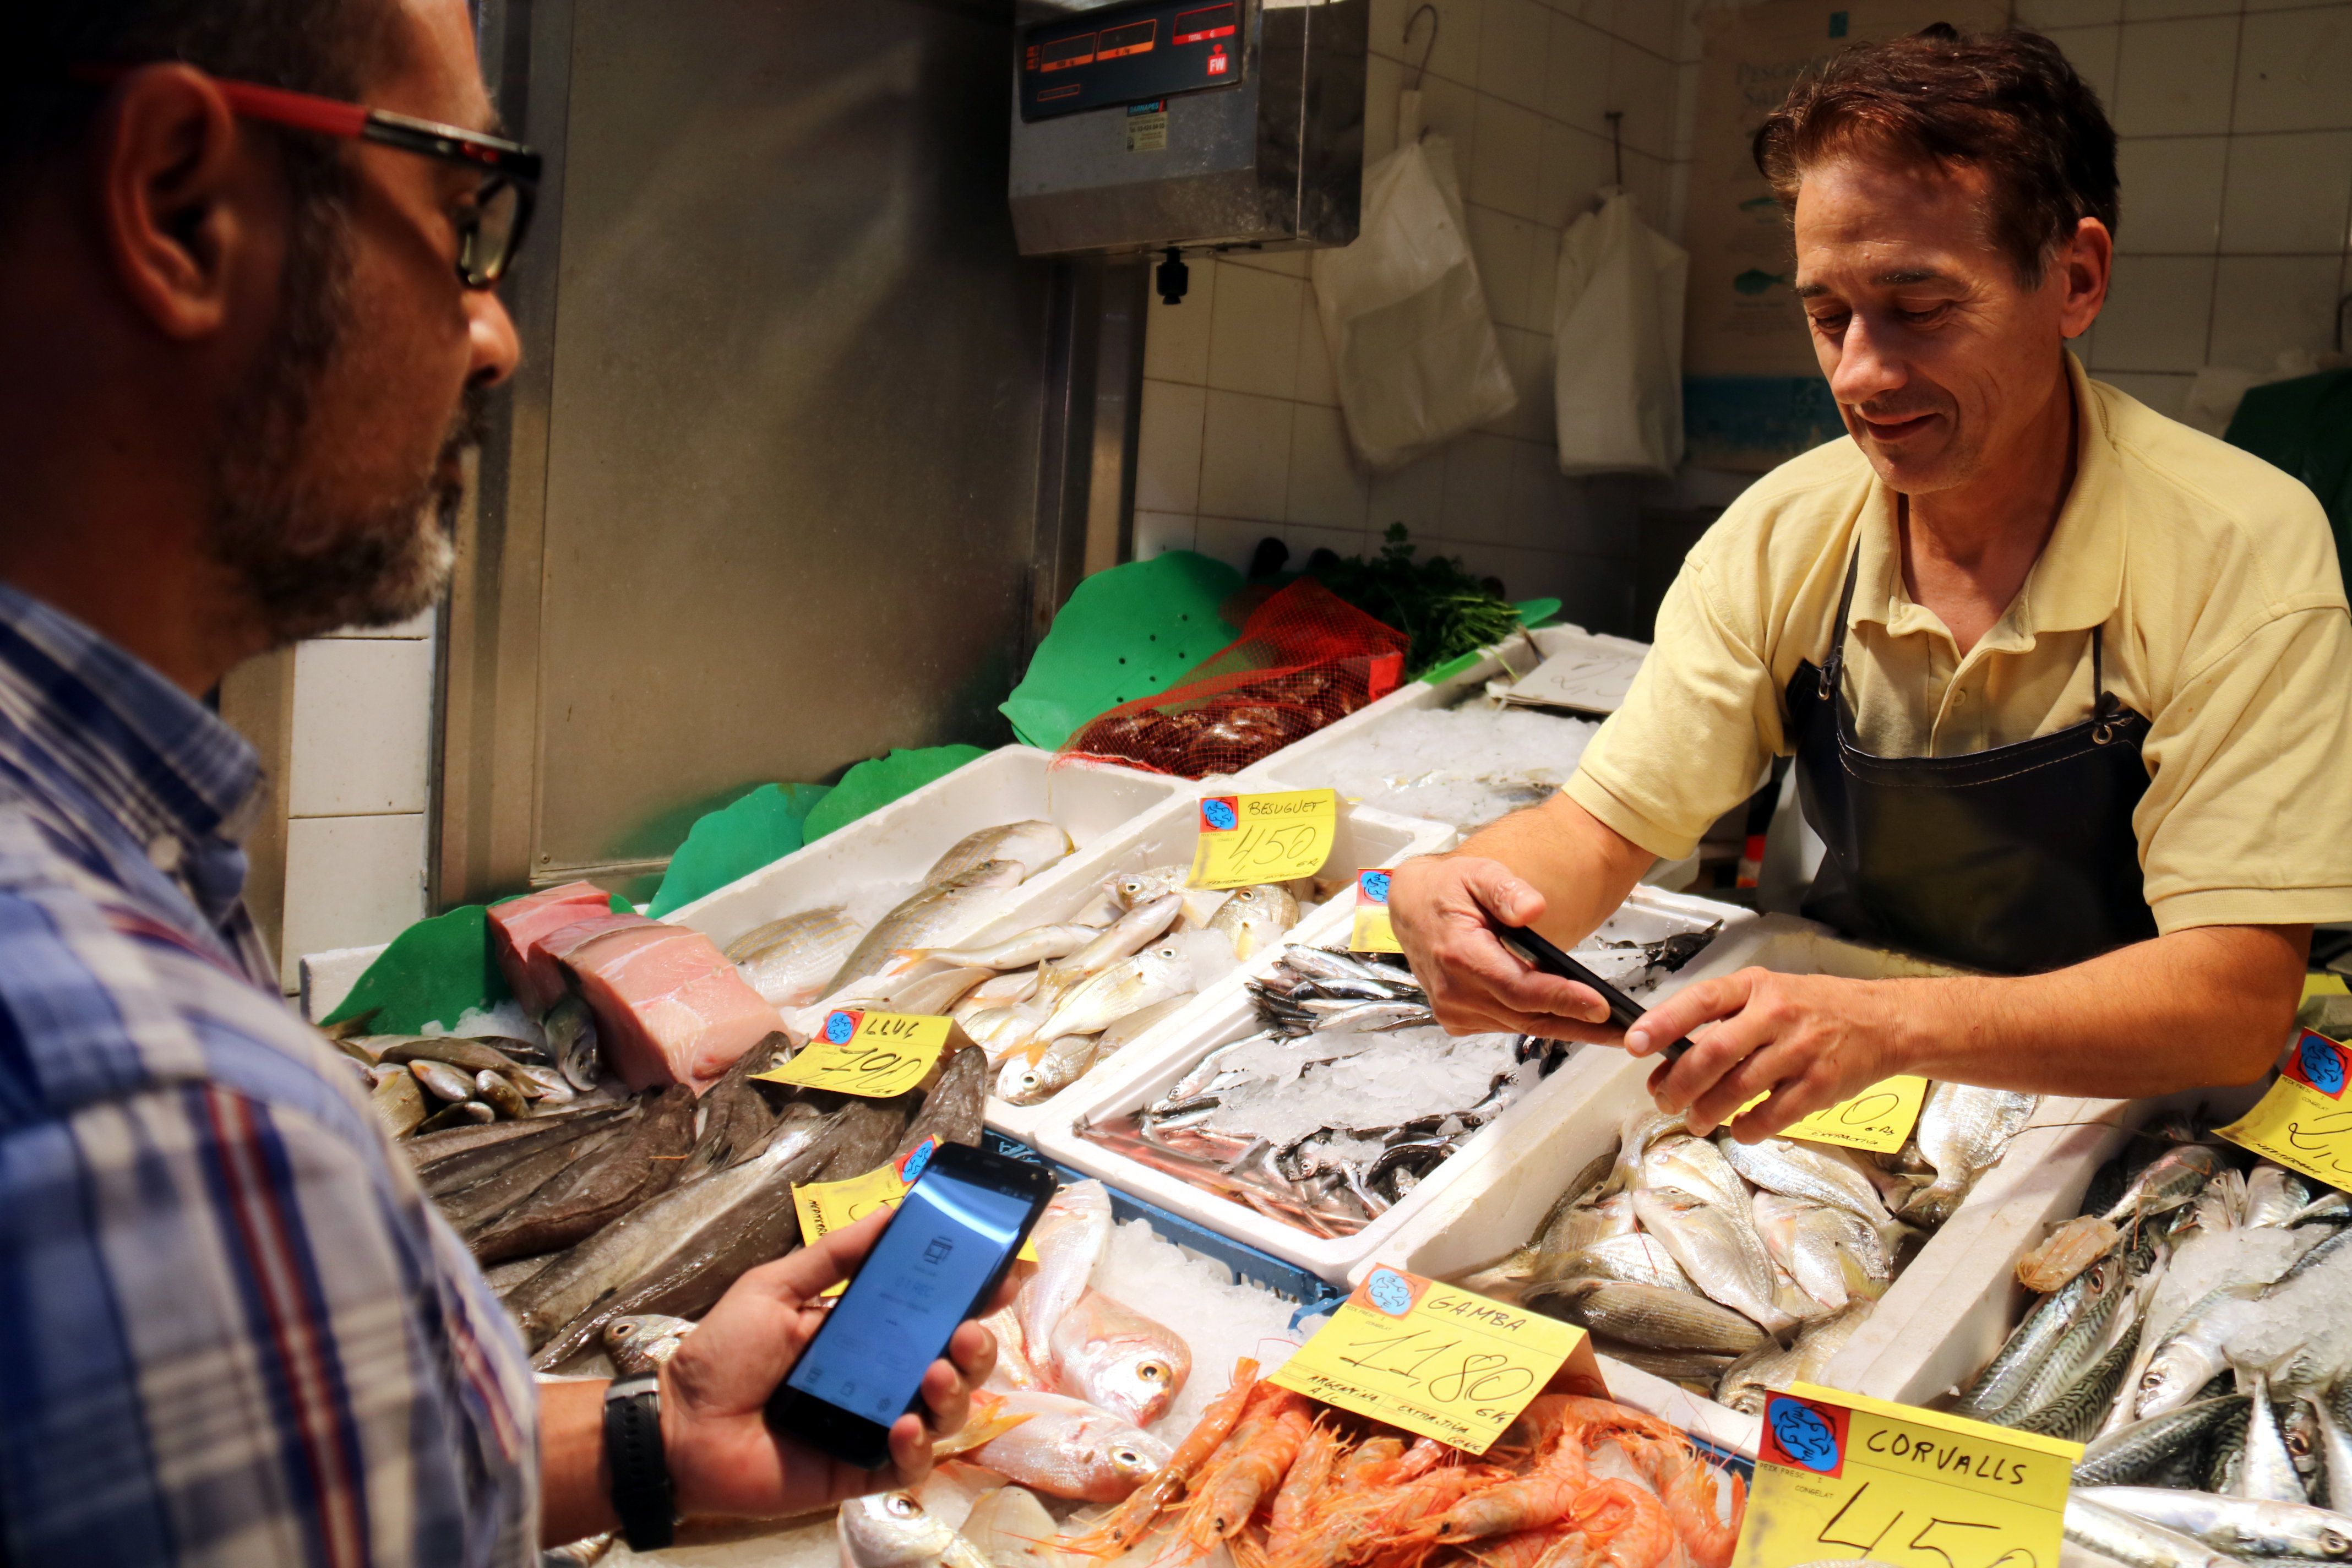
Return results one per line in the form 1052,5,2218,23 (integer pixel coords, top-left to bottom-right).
0,4,996,1562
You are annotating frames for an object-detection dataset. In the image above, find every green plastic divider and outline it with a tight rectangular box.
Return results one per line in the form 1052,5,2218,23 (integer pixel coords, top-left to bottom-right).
802,745,988,843
999,551,1245,749
647,782,833,918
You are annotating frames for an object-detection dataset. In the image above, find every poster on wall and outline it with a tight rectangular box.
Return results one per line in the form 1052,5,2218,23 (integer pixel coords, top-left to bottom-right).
1683,0,2007,471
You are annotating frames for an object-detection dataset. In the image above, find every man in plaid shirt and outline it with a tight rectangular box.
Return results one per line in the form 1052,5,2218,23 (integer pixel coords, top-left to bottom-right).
0,3,994,1561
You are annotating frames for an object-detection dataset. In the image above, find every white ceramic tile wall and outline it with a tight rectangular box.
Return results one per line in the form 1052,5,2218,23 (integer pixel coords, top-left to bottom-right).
277,617,436,983
1134,0,1709,634
2041,0,2352,415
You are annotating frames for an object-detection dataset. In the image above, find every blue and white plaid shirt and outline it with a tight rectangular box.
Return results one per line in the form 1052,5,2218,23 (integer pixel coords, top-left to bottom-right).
0,583,539,1566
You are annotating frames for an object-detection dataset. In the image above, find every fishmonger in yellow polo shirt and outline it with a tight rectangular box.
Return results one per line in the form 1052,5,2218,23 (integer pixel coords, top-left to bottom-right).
1390,25,2350,1137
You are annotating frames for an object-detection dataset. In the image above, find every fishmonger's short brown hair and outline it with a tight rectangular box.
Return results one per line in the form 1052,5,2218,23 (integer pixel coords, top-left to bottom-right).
1752,24,2119,284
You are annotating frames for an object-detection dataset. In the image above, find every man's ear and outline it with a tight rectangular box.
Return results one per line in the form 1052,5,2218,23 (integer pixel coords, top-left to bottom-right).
90,65,254,341
2056,215,2112,341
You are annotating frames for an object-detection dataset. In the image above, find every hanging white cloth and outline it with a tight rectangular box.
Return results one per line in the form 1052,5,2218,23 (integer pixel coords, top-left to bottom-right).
1553,188,1687,476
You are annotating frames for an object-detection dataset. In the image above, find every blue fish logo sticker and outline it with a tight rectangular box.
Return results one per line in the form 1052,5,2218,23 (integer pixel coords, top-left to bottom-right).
825,1010,859,1046
898,1137,939,1185
1364,1267,1415,1317
1360,870,1392,905
2296,1033,2348,1097
1766,1395,1843,1474
1201,797,1239,832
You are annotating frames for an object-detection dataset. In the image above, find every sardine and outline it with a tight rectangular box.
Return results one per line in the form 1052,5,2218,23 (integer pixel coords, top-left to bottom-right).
925,821,1071,887
1526,1277,1768,1354
726,905,863,1006
603,1313,696,1378
963,1390,1171,1503
2242,1359,2310,1504
1718,1135,1892,1228
1631,1184,1786,1331
825,861,1028,997
1032,946,1190,1046
929,924,1101,971
1208,884,1300,960
1901,1083,2037,1226
2078,1488,2352,1560
839,1491,992,1568
2066,1495,2246,1568
2077,1394,2251,1486
1044,1287,1191,1428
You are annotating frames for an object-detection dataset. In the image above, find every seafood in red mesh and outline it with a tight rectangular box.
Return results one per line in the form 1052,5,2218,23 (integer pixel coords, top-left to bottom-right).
1060,579,1408,778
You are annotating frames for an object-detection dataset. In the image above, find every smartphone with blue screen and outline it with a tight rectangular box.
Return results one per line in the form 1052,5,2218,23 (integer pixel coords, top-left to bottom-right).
764,1141,1057,1469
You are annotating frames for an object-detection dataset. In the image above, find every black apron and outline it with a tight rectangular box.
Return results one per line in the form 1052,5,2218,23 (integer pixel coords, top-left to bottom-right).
1786,551,2158,974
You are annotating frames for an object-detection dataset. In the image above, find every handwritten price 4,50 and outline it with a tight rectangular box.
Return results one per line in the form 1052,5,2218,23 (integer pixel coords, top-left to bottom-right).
1333,1326,1537,1407
1810,1483,2038,1568
1221,824,1325,870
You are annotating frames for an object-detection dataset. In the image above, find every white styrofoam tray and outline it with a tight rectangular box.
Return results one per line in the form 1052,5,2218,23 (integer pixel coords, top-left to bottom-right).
1341,914,2126,1458
1235,622,1645,793
977,802,1458,1142
1033,888,1754,1286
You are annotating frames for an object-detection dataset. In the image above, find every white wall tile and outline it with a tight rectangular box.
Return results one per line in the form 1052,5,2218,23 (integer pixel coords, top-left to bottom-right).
1464,203,1541,328
1368,448,1451,537
1418,75,1485,165
1471,96,1547,219
1143,261,1216,384
2040,24,2122,107
287,638,432,818
1135,379,1207,515
2221,130,2352,251
282,813,425,977
1528,223,1562,326
2113,16,2239,136
1540,121,1614,224
1488,324,1559,443
1206,263,1306,399
2017,0,2124,26
1389,0,1484,86
2096,370,2197,418
2116,135,2228,251
1286,405,1375,529
2208,254,2349,367
1441,432,1523,541
2233,6,2352,132
1481,0,1554,109
1133,510,1198,559
1198,390,1297,522
2122,0,2239,21
2089,254,2218,370
1366,52,1406,162
1435,540,1577,602
1608,37,1678,161
1295,297,1341,407
1609,0,1681,59
1547,13,1614,135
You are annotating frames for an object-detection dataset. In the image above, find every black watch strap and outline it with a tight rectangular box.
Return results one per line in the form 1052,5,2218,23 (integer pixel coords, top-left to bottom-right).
602,1374,675,1551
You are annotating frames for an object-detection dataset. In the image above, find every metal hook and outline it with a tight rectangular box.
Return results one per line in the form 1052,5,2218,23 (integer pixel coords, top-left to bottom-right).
1605,109,1625,188
1405,4,1440,91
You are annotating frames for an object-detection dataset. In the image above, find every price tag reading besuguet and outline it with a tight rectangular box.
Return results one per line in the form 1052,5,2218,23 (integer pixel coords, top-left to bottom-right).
1189,790,1339,890
754,1009,949,1099
2219,1031,2352,1191
1268,1265,1602,1455
1733,1382,2081,1568
1350,868,1403,954
792,1138,1037,1298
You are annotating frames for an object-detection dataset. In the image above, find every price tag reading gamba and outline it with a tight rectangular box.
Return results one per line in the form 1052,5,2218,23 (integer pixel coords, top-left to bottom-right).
1732,1382,2081,1568
2219,1031,2352,1190
1269,1265,1601,1455
1189,790,1339,890
753,1009,949,1099
1349,868,1404,954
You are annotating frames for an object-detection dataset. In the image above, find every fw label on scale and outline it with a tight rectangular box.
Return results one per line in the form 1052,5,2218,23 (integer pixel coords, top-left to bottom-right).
1189,788,1339,889
1269,1265,1602,1455
1349,867,1404,954
754,1010,949,1099
1732,1382,2080,1568
2219,1030,2352,1189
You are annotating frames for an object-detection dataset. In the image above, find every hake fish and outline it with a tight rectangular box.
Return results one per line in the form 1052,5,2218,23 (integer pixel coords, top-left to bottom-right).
825,861,1030,997
603,1313,696,1377
725,905,862,1006
925,821,1071,887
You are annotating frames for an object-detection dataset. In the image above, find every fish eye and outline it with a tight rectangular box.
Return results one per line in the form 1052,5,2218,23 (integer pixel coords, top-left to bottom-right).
886,1496,921,1518
1140,1363,1168,1382
1117,1448,1143,1464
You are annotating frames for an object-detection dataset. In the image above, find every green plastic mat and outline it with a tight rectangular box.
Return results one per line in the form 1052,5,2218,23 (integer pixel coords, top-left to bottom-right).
999,551,1245,749
647,781,833,918
320,888,631,1033
802,745,988,843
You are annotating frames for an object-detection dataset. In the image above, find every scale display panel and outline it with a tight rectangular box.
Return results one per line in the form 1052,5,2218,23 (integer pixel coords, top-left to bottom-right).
1019,0,1245,120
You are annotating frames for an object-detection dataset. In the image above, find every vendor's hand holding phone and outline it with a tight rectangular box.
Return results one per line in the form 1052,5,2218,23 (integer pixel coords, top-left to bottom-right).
1389,854,1621,1041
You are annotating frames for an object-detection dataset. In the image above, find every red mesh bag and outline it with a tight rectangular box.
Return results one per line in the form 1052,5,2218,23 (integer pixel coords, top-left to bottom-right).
1060,578,1408,778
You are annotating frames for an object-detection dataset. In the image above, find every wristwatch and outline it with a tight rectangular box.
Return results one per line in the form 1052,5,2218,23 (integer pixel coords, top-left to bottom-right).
602,1374,676,1550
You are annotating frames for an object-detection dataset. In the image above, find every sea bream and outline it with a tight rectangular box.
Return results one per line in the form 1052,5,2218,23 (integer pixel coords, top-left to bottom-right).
824,861,1030,997
723,905,862,1006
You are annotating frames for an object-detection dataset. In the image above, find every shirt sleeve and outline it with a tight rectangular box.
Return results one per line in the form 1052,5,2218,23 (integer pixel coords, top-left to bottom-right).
2136,602,2352,932
1565,552,1783,861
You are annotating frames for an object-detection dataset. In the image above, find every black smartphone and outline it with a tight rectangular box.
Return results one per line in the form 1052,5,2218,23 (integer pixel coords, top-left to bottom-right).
1493,922,1692,1061
764,1141,1057,1469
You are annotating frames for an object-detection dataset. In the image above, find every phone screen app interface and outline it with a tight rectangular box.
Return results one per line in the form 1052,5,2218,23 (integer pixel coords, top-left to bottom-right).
785,1170,1030,1428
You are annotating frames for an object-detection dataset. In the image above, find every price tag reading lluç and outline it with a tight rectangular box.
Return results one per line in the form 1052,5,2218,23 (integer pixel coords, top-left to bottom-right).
2218,1031,2352,1190
1733,1381,2081,1568
1268,1265,1602,1454
791,1139,1038,1298
753,1009,949,1099
1189,789,1338,890
1733,1075,1931,1155
1349,868,1403,954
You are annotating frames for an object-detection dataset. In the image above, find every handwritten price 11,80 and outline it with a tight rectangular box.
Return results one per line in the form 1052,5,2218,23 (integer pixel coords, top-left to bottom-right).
1333,1326,1537,1408
1810,1482,2036,1568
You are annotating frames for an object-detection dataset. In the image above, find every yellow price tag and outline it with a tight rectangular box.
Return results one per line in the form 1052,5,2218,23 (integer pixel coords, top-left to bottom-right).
2303,973,2349,1003
1772,1075,1931,1154
1268,1265,1603,1455
1735,1382,2079,1568
1350,868,1403,954
754,1010,950,1099
1188,790,1339,890
792,1139,1038,1298
2218,1032,2352,1191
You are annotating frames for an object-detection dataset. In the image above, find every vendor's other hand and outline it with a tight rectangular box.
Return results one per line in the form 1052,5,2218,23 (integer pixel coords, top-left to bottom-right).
656,1207,1005,1518
1628,967,1899,1140
1391,854,1618,1043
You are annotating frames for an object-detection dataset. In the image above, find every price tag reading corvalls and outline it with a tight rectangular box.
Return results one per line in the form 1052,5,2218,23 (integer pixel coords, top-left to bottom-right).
2219,1031,2352,1190
753,1010,949,1099
1732,1382,2081,1568
1268,1265,1603,1455
1189,790,1340,890
1350,868,1404,954
792,1139,1038,1298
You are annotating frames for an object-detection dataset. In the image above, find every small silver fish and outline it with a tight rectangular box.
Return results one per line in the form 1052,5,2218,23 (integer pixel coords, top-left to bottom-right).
2245,1162,2315,1229
1207,884,1300,960
998,1034,1101,1106
474,1068,530,1120
826,861,1028,996
924,820,1071,887
2066,1495,2246,1568
839,1491,992,1568
544,995,601,1091
1068,894,1183,973
410,1058,477,1103
1032,945,1191,1046
1107,864,1189,909
930,924,1101,970
603,1313,696,1378
726,905,863,1006
2077,1488,2352,1561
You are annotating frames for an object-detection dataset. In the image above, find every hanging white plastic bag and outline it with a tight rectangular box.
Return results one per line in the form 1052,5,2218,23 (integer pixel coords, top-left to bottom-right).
1554,188,1687,476
1310,129,1517,474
